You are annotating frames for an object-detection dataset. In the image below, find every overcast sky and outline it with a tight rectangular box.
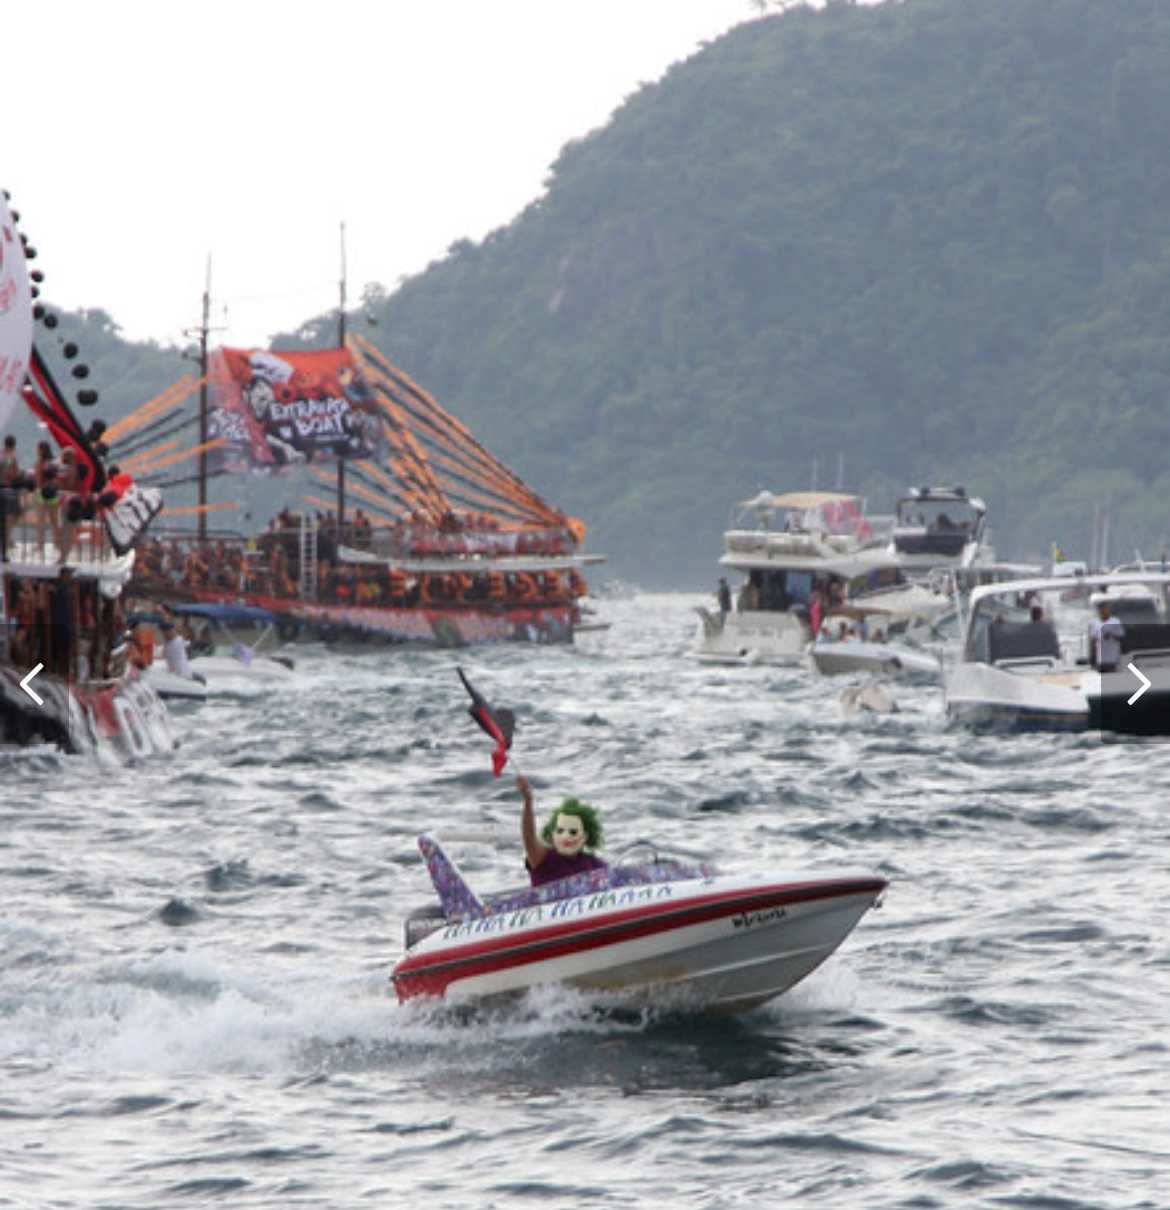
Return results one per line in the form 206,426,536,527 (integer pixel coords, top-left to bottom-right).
4,0,752,350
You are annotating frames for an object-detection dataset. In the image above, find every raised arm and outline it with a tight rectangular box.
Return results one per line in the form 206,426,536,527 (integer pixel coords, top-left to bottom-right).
516,774,547,871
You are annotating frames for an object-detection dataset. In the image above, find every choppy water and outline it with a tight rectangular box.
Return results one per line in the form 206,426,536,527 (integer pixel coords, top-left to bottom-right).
2,593,1167,1209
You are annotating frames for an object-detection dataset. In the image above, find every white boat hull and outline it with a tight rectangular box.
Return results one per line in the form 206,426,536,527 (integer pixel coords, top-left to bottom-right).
946,660,1087,729
1,664,176,760
190,654,295,685
392,870,886,1013
143,665,209,701
946,645,1170,733
811,640,940,680
693,608,809,666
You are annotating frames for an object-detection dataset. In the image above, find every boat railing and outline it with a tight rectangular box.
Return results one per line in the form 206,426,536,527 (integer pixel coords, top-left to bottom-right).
724,531,833,558
1,493,118,569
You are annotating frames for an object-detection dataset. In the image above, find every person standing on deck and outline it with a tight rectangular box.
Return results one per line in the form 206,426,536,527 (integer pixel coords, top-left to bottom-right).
1090,596,1125,673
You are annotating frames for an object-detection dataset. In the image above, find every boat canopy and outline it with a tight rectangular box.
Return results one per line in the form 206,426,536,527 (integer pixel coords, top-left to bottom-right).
172,603,278,625
739,490,862,512
966,570,1170,612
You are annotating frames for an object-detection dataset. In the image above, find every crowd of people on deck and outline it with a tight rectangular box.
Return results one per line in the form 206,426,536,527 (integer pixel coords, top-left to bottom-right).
130,509,588,612
0,434,113,565
2,565,127,682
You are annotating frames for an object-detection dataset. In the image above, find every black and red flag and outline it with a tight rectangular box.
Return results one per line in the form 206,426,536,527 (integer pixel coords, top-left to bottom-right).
457,667,515,776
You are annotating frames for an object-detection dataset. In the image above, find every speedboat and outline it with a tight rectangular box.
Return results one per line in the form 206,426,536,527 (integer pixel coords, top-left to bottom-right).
172,603,296,685
944,572,1170,734
390,834,886,1013
694,490,899,666
849,487,1033,637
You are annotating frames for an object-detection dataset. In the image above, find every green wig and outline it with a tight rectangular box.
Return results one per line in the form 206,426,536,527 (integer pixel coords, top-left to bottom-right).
540,796,604,852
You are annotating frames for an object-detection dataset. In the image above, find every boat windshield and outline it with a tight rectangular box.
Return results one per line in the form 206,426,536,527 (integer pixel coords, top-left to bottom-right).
894,491,983,558
418,834,716,924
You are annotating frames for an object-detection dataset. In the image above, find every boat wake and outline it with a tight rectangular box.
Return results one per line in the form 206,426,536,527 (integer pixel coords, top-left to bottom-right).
2,907,871,1093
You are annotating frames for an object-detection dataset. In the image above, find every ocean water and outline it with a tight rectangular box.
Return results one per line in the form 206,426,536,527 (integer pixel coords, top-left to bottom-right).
2,592,1167,1209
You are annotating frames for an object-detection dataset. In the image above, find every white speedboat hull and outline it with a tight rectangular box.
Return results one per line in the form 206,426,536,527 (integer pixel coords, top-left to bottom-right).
392,868,886,1013
143,665,209,702
190,654,295,685
945,660,1087,729
945,571,1170,734
812,640,940,680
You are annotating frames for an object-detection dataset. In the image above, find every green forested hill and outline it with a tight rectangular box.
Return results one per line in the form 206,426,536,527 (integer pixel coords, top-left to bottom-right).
348,0,1170,585
29,0,1170,586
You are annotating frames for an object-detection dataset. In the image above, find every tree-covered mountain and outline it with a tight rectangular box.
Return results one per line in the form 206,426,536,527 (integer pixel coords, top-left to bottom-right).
26,0,1170,585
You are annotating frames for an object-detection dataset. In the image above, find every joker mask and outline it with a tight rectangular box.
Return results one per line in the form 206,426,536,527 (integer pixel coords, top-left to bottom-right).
552,812,587,857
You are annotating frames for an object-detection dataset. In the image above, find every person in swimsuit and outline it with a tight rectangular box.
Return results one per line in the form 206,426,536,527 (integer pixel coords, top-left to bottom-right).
515,774,607,887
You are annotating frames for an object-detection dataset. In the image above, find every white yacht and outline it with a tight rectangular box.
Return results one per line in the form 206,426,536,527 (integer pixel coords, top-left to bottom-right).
888,484,996,578
853,486,1035,643
694,490,899,665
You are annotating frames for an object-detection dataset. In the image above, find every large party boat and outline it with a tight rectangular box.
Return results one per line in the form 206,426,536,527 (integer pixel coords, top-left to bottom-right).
124,336,603,647
1,192,174,759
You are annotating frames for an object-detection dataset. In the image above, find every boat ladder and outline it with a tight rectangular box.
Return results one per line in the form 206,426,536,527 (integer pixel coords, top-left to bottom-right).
299,514,319,602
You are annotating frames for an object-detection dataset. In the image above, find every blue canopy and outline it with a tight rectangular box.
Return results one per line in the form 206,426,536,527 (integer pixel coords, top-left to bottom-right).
172,603,278,625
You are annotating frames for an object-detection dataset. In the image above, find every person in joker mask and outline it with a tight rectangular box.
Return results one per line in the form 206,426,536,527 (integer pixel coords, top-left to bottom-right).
516,774,607,887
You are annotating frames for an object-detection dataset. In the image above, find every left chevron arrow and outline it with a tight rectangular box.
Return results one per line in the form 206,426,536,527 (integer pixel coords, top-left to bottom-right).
20,663,45,706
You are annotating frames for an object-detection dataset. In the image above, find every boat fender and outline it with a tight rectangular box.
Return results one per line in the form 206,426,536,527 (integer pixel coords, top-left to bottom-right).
112,694,152,760
66,690,96,756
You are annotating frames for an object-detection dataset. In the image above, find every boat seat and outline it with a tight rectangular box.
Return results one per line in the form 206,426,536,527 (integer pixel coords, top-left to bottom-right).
989,618,1061,662
1119,622,1170,655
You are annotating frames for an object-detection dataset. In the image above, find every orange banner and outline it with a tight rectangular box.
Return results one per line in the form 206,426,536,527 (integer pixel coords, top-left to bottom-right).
207,346,383,472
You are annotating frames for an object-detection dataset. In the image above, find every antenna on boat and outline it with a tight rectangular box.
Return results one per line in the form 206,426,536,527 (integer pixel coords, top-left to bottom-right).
337,222,348,528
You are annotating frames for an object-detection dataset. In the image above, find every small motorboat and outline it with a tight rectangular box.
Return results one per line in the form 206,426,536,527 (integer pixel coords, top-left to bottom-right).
390,835,886,1013
172,603,296,685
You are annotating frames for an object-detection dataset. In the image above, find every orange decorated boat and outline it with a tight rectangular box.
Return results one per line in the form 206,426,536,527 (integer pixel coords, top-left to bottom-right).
125,335,604,647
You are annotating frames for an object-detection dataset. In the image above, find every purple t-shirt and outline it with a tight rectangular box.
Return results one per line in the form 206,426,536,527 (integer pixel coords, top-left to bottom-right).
527,850,608,887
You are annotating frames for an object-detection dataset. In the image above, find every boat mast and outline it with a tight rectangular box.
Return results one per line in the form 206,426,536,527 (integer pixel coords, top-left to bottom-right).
181,256,213,544
336,222,347,529
197,258,211,543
